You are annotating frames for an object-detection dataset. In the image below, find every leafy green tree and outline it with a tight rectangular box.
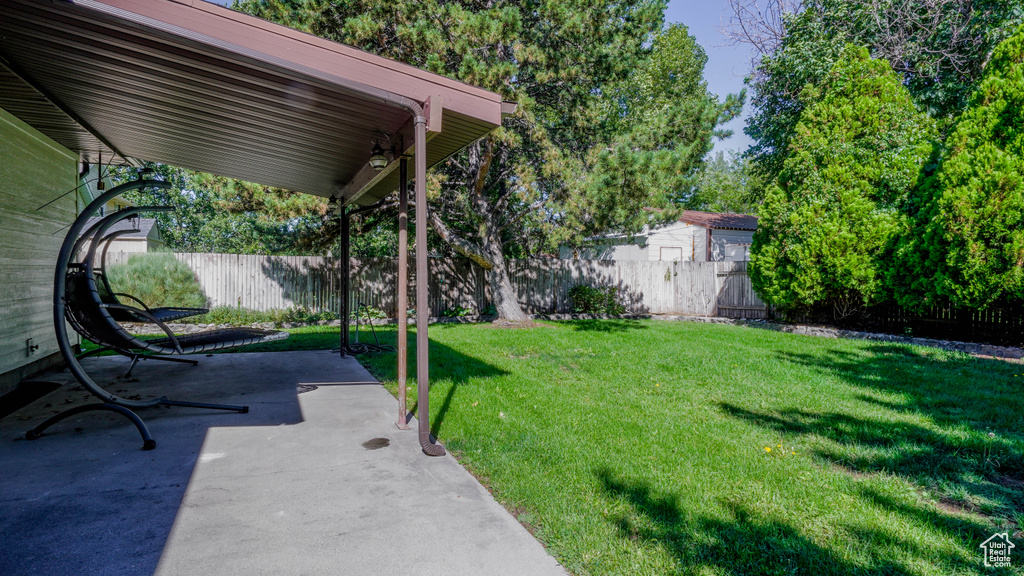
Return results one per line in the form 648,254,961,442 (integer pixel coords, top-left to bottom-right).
110,164,332,255
749,45,937,318
687,151,761,214
565,24,743,241
891,25,1024,309
744,0,1023,188
234,1,737,320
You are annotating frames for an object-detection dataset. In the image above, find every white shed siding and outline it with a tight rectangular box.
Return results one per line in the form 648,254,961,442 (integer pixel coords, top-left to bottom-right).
0,106,78,390
563,239,646,260
692,228,709,262
646,222,700,261
105,238,153,253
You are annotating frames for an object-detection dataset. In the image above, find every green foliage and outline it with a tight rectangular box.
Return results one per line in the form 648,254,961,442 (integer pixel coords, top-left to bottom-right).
892,25,1024,309
687,151,761,214
106,253,208,309
441,306,474,318
568,284,626,315
110,163,332,255
746,0,1023,187
746,8,846,188
566,24,743,243
188,305,338,325
356,304,387,320
750,46,937,317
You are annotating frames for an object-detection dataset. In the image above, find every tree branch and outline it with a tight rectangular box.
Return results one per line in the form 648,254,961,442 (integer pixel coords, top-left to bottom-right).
428,211,495,270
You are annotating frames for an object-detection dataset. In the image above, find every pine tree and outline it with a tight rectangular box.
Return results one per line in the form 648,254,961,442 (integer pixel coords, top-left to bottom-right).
750,45,937,318
892,25,1024,309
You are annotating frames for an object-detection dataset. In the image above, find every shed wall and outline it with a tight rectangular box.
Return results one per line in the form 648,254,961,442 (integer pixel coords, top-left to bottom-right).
564,240,646,261
646,223,699,261
0,106,78,392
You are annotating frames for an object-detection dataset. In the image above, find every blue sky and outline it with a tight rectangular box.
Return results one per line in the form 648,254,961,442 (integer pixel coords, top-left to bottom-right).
665,0,756,155
208,0,754,154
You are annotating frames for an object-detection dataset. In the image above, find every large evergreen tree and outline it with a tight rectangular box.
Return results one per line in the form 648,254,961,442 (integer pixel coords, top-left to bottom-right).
234,0,736,320
749,45,936,318
891,25,1024,309
744,0,1022,188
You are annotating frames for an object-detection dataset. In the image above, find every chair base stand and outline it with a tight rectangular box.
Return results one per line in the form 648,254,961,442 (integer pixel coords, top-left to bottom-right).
26,399,249,450
26,402,157,450
76,348,200,378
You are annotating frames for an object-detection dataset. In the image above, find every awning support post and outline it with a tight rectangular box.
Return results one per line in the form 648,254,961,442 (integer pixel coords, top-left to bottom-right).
396,157,410,430
415,114,445,456
338,206,351,357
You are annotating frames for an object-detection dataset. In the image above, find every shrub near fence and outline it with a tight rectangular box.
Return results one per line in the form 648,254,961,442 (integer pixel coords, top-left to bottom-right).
104,253,769,319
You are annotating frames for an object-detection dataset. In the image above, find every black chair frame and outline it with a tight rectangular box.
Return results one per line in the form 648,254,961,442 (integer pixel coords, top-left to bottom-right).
27,178,288,450
71,208,207,375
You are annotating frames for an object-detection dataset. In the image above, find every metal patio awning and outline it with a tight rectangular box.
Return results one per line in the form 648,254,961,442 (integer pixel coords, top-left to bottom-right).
0,0,513,456
0,0,510,205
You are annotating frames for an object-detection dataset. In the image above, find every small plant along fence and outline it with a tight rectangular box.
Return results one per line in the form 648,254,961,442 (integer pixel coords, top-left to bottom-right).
105,253,768,319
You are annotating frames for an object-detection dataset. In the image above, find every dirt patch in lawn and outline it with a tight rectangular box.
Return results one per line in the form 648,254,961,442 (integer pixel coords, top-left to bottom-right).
489,319,552,330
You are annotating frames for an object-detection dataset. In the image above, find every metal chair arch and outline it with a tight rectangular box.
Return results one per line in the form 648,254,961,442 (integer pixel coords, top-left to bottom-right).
28,177,287,449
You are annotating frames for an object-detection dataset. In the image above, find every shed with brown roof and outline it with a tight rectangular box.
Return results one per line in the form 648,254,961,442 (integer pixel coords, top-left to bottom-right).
561,210,759,262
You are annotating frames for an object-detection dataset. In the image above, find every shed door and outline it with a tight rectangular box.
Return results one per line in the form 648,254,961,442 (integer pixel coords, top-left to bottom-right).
660,247,683,261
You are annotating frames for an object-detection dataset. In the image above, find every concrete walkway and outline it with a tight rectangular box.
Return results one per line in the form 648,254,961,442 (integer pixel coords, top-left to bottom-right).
0,351,568,576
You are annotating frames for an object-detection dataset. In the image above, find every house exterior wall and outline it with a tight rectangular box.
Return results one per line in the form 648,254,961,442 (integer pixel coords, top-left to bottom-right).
104,237,164,253
560,221,755,263
693,228,709,262
0,106,78,394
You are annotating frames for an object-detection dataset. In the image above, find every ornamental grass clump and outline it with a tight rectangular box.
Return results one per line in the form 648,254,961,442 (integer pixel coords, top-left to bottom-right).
106,252,207,310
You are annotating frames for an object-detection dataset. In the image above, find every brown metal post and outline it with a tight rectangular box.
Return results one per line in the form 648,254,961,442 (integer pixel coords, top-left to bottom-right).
396,157,410,430
339,206,351,356
415,115,445,456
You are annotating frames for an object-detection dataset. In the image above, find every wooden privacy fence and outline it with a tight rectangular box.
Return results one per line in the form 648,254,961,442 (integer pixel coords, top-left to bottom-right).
106,252,768,319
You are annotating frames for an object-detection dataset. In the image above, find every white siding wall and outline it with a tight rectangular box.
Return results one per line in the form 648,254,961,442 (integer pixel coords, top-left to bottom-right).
693,227,709,262
645,222,701,261
105,238,151,253
564,239,646,260
0,107,78,390
562,223,755,262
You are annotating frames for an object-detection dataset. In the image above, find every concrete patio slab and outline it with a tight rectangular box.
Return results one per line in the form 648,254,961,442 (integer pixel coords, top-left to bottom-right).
0,350,568,576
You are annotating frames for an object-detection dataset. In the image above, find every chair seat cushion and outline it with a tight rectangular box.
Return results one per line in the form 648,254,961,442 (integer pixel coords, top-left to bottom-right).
151,327,289,354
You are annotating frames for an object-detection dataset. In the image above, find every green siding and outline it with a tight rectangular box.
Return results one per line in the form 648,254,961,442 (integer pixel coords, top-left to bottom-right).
0,106,78,388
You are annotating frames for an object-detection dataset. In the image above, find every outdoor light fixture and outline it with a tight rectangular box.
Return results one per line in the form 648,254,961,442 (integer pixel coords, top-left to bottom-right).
368,142,388,171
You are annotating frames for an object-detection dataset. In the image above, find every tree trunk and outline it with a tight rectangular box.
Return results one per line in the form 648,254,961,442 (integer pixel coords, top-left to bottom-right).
428,138,531,322
485,243,528,321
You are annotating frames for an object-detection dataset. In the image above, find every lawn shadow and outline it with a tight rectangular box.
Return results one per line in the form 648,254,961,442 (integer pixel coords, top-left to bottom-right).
360,334,508,439
715,342,1024,541
562,319,649,333
593,468,965,575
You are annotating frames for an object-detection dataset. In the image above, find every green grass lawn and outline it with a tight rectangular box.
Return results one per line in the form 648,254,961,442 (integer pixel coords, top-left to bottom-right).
88,320,1024,574
355,320,1023,576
